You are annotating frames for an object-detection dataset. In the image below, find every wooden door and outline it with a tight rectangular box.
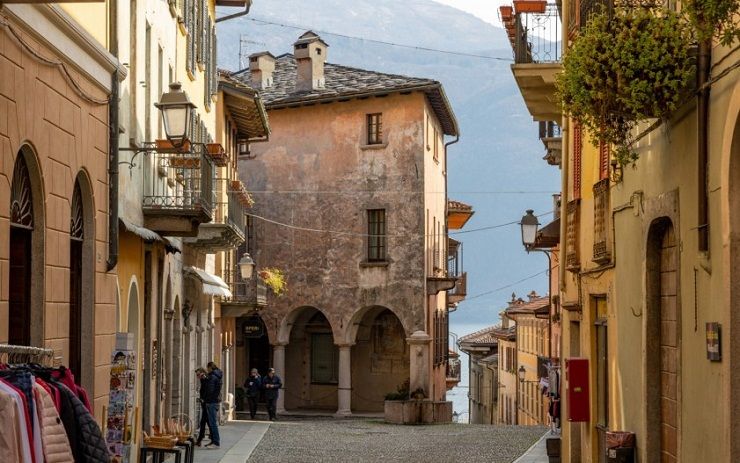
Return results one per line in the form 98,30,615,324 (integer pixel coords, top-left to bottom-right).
69,238,83,382
9,227,31,346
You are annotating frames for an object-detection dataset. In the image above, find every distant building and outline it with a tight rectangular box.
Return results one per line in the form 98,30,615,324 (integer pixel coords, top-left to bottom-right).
231,31,470,417
459,326,504,424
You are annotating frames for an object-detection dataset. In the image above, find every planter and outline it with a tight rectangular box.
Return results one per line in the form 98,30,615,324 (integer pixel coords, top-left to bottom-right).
156,138,191,153
206,143,229,167
168,156,200,168
514,0,547,14
499,5,514,19
384,400,452,425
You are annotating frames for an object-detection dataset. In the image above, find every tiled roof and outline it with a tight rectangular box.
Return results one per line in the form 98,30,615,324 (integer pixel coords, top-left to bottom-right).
218,71,270,140
233,53,458,136
505,292,550,315
448,199,473,212
459,325,515,346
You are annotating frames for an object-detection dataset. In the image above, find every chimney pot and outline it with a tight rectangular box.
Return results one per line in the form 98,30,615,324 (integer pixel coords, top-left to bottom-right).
249,52,276,89
293,31,328,91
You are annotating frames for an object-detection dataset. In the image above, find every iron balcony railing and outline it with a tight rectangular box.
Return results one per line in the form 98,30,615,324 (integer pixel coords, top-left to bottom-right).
514,4,561,64
565,199,581,271
447,357,461,382
592,179,611,264
539,121,562,140
220,268,267,307
142,148,214,218
212,178,246,241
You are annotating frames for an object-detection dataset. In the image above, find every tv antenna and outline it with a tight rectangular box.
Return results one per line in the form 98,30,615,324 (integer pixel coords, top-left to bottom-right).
239,35,267,69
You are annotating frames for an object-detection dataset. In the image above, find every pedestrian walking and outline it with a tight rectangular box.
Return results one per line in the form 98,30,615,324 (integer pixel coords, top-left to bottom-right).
262,367,282,421
202,361,223,449
194,368,209,447
244,368,262,420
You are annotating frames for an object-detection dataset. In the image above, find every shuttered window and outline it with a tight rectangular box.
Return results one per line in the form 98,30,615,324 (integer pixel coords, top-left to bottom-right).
186,0,195,75
598,141,610,180
572,123,582,200
367,209,386,261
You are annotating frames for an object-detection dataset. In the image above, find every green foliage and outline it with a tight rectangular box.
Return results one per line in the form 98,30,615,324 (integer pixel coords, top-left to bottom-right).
557,8,695,164
258,268,287,296
385,379,410,401
686,0,740,45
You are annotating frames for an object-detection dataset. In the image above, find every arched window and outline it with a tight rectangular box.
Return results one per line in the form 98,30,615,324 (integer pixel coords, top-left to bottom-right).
9,155,34,345
69,181,84,382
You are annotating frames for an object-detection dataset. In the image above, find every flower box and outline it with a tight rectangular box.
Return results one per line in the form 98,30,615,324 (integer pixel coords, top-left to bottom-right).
168,156,200,168
156,138,191,153
499,5,514,19
206,143,229,167
514,0,547,14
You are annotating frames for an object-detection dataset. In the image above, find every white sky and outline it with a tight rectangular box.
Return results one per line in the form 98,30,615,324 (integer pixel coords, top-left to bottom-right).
432,0,506,27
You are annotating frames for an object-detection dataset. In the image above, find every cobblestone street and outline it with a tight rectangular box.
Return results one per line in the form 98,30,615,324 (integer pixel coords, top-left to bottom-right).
247,419,547,463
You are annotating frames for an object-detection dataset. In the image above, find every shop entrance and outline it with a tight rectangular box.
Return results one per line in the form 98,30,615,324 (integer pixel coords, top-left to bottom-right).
237,315,271,409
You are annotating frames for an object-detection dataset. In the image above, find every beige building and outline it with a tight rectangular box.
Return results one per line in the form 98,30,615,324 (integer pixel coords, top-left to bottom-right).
0,2,122,419
231,31,469,417
458,326,502,424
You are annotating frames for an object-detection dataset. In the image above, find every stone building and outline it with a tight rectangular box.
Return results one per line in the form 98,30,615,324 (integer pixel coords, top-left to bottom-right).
0,2,122,416
458,326,501,424
231,31,469,416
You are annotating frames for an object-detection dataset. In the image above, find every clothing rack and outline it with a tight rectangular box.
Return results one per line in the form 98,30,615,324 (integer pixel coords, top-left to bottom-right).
0,343,56,366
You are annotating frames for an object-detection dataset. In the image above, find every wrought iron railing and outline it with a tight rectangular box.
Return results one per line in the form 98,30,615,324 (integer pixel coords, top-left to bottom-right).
451,272,467,299
142,148,214,217
539,121,562,140
447,240,464,278
447,357,461,382
212,178,246,241
220,268,267,307
514,4,561,64
592,179,611,264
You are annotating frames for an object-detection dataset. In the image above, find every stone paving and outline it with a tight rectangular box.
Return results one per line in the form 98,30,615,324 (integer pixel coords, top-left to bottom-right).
194,420,270,463
512,432,552,463
247,418,547,463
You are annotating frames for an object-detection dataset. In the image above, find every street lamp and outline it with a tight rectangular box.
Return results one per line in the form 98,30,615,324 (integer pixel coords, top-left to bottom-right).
518,365,527,383
520,209,540,251
154,82,195,149
238,253,256,280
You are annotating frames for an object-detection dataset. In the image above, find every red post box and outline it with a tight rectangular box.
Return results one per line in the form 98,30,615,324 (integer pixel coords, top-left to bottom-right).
566,358,590,422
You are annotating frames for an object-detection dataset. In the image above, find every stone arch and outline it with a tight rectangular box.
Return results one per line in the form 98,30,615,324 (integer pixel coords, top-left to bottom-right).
723,86,740,459
344,305,411,345
69,170,95,390
8,144,45,346
347,306,410,412
280,306,339,411
644,217,680,463
277,305,338,345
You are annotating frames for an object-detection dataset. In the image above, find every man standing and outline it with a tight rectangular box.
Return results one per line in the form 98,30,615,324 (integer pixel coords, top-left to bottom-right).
194,368,209,447
244,368,262,420
203,361,223,449
262,368,282,421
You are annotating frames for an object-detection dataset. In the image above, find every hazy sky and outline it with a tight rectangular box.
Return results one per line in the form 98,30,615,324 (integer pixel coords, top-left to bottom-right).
433,0,504,26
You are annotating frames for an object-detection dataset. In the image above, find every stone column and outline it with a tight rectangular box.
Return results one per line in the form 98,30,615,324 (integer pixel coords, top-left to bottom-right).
335,343,353,417
407,331,432,397
272,344,287,413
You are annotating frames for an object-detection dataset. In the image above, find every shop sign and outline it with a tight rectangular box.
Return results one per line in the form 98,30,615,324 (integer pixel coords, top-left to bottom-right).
243,317,264,338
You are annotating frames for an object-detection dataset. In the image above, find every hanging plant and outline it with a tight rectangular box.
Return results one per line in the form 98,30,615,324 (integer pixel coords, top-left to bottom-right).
557,8,695,164
685,0,740,45
258,267,287,296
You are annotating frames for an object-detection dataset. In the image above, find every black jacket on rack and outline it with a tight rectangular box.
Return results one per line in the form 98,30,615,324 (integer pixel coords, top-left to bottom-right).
57,383,109,463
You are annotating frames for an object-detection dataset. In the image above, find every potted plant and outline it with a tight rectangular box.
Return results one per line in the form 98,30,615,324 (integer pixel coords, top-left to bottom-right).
513,0,546,14
258,268,287,296
156,138,191,153
206,143,229,167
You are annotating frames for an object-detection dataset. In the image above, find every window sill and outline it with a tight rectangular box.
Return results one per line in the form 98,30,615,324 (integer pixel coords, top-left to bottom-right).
360,260,389,268
360,142,388,150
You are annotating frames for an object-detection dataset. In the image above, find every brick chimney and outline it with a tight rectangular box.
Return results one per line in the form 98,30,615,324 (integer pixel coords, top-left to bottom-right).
293,31,328,91
249,52,276,89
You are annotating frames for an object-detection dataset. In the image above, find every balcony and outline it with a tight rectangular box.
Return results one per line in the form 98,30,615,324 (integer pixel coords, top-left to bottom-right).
184,178,246,250
540,121,562,166
447,238,467,306
448,199,474,230
220,268,268,317
565,199,580,272
507,3,562,121
446,356,462,389
592,179,611,264
142,148,214,236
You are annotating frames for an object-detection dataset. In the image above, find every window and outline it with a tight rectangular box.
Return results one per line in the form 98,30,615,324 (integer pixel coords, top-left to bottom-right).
367,113,383,145
311,333,338,384
433,126,439,162
367,209,386,261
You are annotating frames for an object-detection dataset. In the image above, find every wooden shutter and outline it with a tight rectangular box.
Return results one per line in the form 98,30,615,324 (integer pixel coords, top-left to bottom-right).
572,123,582,200
211,25,218,98
598,141,610,180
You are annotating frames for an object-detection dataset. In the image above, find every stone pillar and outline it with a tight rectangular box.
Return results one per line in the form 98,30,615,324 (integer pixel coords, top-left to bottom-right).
272,344,287,413
335,343,353,417
407,331,432,397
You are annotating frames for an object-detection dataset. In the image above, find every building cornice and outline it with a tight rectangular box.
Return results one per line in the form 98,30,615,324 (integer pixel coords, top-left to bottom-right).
2,4,126,93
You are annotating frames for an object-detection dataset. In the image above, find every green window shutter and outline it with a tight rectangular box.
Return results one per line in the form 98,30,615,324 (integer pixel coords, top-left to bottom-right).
211,26,217,97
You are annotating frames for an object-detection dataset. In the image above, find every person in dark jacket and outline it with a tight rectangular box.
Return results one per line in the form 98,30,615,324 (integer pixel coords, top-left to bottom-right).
244,368,262,419
262,368,282,421
203,361,223,448
194,368,210,447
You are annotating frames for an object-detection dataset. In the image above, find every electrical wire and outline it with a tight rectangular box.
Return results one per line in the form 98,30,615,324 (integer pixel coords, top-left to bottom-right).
463,269,550,302
227,16,514,62
247,189,557,195
244,210,553,238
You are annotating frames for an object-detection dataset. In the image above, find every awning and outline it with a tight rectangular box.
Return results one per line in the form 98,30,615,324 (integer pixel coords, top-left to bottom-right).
119,218,182,254
184,266,232,298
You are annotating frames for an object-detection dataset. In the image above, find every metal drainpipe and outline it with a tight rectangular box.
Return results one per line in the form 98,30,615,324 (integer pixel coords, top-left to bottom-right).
697,37,711,251
215,1,252,23
106,0,119,272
